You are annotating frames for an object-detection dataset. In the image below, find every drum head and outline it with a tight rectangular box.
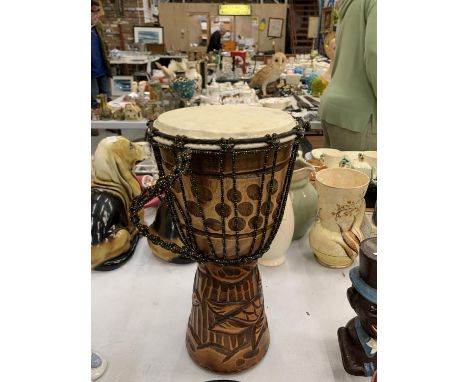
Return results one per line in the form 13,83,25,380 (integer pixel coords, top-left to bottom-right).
153,105,297,149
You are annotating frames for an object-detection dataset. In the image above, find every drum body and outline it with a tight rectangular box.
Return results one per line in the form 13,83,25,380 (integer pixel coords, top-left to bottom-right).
131,105,303,373
157,142,294,261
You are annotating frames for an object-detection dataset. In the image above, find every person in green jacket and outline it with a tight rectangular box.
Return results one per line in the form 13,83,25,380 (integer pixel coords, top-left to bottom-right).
319,0,377,151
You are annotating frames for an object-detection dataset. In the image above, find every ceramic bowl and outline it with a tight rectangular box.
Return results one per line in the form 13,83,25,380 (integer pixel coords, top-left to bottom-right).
311,148,343,160
259,97,292,110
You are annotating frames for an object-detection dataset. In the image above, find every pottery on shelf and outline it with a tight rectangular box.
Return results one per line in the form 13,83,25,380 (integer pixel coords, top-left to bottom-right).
124,103,143,120
97,93,112,120
148,201,194,264
290,157,317,240
338,237,377,376
185,63,203,93
171,72,196,101
258,196,294,266
309,168,370,268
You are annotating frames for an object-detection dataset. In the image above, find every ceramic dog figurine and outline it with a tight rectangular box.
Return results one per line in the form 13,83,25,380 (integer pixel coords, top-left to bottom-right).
91,136,150,270
337,237,377,376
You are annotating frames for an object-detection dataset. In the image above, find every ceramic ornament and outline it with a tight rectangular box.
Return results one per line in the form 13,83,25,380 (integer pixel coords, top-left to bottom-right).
309,168,370,268
91,137,151,270
124,103,143,120
138,80,148,97
309,75,328,97
249,52,287,96
171,76,196,101
186,63,203,93
97,94,112,120
338,237,377,376
156,59,187,80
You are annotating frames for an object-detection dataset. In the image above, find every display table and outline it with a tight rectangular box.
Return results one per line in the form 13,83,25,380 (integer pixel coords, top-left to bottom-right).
91,119,321,131
110,56,160,75
110,54,188,75
92,209,374,381
91,120,149,130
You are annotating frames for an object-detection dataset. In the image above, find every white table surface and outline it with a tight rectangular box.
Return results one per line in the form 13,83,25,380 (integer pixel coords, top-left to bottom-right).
92,207,373,382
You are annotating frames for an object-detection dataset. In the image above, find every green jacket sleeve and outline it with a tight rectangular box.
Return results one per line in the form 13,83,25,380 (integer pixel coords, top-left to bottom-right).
364,0,377,98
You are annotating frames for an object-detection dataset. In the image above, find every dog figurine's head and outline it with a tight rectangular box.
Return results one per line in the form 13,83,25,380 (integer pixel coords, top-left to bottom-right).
92,136,151,213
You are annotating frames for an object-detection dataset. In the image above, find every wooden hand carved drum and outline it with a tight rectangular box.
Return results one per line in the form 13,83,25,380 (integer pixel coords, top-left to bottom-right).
130,105,304,373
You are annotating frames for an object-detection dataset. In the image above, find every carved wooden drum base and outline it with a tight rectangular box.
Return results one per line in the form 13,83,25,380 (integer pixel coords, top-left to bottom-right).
186,262,270,373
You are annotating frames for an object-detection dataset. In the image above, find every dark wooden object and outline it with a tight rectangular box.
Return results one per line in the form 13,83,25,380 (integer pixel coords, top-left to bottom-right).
148,201,194,264
130,120,302,373
337,237,377,376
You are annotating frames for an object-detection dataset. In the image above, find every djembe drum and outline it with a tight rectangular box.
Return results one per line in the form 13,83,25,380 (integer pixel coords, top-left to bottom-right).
130,105,303,373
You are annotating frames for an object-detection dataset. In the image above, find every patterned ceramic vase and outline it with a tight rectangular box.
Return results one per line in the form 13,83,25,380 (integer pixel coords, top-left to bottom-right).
290,157,317,240
258,196,294,267
171,73,196,101
309,168,370,268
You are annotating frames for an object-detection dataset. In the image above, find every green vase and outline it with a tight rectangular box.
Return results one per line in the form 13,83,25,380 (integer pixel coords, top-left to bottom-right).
290,158,318,240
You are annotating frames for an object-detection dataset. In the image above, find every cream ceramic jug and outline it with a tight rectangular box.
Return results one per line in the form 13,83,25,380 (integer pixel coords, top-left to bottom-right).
309,168,370,268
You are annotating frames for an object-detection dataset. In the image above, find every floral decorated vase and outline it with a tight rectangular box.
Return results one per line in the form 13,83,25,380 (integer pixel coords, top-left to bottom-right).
309,168,370,268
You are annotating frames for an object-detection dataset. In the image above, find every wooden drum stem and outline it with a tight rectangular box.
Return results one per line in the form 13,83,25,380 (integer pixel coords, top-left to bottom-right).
186,261,270,373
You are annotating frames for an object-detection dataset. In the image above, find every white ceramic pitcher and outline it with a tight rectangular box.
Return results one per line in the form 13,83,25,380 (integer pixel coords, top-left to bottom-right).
259,196,294,267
